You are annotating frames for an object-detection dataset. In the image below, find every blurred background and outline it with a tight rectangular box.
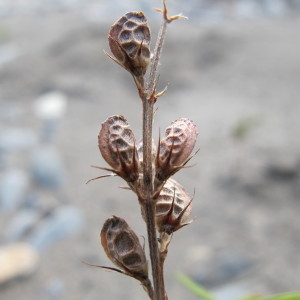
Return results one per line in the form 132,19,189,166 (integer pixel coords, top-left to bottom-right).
0,0,300,299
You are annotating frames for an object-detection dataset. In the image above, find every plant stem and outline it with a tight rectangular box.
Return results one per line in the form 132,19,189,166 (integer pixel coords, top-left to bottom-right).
147,11,168,97
141,8,170,300
142,97,165,300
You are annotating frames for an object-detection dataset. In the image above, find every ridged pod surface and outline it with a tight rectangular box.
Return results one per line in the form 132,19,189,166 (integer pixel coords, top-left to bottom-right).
156,118,198,184
108,12,151,77
155,178,192,234
98,115,139,183
101,216,148,280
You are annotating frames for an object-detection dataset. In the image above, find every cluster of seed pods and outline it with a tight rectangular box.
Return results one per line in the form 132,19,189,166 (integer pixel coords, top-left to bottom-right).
96,9,198,295
99,115,197,244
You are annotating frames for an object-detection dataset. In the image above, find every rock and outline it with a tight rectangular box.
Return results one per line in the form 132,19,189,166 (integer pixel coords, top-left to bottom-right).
29,146,66,190
27,206,84,251
33,91,68,142
194,252,254,287
5,209,40,242
0,128,38,153
0,43,20,66
0,152,5,170
265,158,299,181
212,282,250,300
33,91,67,120
43,278,65,299
0,169,29,211
235,1,262,20
0,243,39,285
0,103,22,123
263,0,288,17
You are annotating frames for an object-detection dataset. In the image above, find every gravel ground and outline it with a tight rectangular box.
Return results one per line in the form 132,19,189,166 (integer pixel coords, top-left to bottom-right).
0,4,300,300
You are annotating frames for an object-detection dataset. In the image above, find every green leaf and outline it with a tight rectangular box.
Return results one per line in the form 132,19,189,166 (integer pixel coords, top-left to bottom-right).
176,272,218,300
238,292,300,300
263,292,300,300
238,295,263,300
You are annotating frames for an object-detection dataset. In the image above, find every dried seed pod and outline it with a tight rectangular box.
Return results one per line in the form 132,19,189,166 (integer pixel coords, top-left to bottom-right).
155,178,193,235
101,216,148,281
155,118,198,185
98,115,139,183
108,11,151,78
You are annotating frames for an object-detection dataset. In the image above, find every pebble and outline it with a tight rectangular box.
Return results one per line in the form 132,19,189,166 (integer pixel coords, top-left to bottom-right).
265,157,299,181
194,252,254,287
0,128,38,153
33,92,67,121
0,169,29,211
263,0,288,17
27,206,84,251
235,1,262,20
0,103,23,123
212,282,250,300
0,43,20,66
29,146,66,190
43,278,66,299
32,91,68,142
0,243,39,285
5,209,40,242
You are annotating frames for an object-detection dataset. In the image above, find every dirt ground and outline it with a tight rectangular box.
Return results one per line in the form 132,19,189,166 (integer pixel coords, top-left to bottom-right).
0,6,300,300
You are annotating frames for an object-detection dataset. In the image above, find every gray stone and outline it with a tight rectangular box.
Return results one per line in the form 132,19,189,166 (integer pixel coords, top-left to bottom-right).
0,43,20,66
212,282,250,300
194,252,254,287
263,0,288,17
0,169,29,211
43,278,65,299
27,206,84,251
29,146,66,190
33,91,67,120
5,209,40,242
265,158,299,181
0,128,38,153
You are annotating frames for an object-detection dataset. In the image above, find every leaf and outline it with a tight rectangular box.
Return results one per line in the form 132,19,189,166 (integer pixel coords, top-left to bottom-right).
176,273,218,300
238,292,300,300
238,295,263,300
263,292,300,300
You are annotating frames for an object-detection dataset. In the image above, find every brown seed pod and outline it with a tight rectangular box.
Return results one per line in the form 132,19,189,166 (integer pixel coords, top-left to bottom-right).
101,216,148,281
155,178,193,235
155,118,198,186
98,115,139,183
108,11,151,78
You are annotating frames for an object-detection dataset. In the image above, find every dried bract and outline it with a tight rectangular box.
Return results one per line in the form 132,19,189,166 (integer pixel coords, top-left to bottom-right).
155,118,198,186
98,115,139,183
155,178,192,235
101,216,149,280
108,11,151,78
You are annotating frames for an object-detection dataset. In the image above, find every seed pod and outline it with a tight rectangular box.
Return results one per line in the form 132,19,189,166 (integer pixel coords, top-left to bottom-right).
155,118,198,185
108,11,151,78
155,178,193,235
98,115,139,183
101,216,148,281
